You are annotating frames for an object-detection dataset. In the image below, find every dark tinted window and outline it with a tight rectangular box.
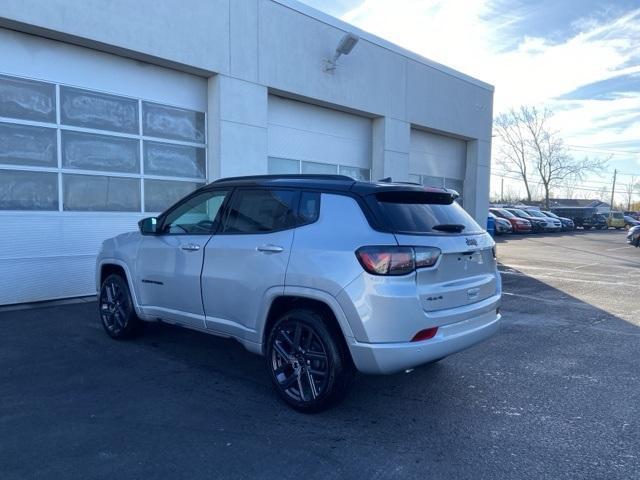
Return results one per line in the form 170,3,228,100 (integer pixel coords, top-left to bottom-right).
298,191,320,225
373,191,482,234
223,189,297,234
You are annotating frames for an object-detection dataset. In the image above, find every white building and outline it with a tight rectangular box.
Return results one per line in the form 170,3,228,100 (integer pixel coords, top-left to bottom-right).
0,0,494,304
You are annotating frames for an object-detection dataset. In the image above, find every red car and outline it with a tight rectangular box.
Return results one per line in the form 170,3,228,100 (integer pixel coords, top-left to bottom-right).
490,208,533,233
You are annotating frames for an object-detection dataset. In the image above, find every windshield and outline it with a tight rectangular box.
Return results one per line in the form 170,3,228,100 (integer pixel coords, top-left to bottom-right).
510,209,531,218
612,212,623,219
493,208,516,219
525,210,545,218
543,211,559,218
373,191,483,234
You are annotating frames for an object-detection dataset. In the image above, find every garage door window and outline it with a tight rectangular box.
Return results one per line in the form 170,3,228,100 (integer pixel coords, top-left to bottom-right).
268,157,370,181
0,73,206,213
0,170,58,210
409,174,464,205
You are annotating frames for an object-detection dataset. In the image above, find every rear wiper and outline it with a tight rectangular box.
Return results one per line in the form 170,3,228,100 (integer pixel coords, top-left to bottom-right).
432,224,466,233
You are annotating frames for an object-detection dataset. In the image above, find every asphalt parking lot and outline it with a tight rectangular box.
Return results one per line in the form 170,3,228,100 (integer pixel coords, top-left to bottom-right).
1,230,639,480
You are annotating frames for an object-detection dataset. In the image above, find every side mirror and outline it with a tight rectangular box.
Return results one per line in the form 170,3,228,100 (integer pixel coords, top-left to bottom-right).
138,217,158,235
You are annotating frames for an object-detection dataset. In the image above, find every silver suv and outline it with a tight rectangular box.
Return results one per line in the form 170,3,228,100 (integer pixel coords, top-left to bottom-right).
96,175,501,412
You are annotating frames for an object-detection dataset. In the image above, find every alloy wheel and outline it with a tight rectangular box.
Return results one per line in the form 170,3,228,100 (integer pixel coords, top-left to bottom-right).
100,278,129,335
270,321,330,403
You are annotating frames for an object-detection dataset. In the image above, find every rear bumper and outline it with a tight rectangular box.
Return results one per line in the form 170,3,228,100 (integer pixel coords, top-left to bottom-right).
348,310,501,374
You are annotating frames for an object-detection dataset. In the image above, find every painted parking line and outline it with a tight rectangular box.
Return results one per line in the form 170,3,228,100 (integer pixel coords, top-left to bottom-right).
500,269,640,288
499,264,628,278
573,262,600,270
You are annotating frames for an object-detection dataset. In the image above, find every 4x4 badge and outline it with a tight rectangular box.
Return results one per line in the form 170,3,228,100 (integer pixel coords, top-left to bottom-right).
465,237,478,247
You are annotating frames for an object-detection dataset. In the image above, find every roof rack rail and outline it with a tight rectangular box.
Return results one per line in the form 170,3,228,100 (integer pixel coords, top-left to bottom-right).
212,174,355,183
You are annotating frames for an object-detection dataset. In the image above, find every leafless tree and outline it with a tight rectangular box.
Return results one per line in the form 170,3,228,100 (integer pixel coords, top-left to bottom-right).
494,109,534,201
621,176,639,211
519,107,608,209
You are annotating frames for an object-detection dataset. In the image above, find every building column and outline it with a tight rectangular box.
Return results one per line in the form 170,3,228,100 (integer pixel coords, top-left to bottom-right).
464,139,492,224
371,117,411,182
207,74,268,180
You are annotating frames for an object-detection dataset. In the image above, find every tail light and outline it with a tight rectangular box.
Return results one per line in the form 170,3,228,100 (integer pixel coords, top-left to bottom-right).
355,246,441,276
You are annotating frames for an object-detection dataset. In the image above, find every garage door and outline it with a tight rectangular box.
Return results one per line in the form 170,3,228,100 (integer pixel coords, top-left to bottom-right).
409,129,466,199
267,96,371,181
0,29,207,305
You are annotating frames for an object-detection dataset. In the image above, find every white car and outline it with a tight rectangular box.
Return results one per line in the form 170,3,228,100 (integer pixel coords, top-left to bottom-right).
96,175,502,411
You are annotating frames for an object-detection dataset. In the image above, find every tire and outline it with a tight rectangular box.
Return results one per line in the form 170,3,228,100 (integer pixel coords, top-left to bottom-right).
98,274,142,339
583,226,591,230
266,308,355,413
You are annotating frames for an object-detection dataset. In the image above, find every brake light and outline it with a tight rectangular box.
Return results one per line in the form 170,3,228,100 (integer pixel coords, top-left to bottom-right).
355,246,441,275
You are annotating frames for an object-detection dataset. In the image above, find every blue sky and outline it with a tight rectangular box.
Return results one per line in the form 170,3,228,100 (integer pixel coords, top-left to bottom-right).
298,0,640,201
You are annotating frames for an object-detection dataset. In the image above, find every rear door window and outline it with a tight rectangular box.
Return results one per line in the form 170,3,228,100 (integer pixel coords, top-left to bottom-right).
372,190,482,234
222,189,298,234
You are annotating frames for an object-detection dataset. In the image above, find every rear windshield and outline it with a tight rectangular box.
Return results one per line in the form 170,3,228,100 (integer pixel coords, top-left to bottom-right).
373,191,482,234
612,212,623,219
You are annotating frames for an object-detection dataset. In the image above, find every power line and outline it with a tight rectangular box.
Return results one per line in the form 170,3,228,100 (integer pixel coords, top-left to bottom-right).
490,172,610,194
566,144,640,156
490,168,639,187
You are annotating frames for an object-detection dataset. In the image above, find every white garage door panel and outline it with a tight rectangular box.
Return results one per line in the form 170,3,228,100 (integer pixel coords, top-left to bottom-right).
0,214,144,304
410,129,466,179
268,96,371,168
0,28,206,110
268,124,368,166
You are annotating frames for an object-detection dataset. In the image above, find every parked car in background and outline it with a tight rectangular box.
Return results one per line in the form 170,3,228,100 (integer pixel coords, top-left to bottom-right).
624,215,640,230
550,207,607,230
487,215,496,236
96,174,502,412
627,225,640,247
490,208,532,233
624,211,639,220
505,208,549,233
540,210,575,231
594,214,609,230
522,208,562,232
489,212,513,235
606,211,625,229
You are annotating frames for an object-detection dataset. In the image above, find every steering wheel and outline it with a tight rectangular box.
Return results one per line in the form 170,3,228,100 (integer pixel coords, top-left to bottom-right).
194,220,214,232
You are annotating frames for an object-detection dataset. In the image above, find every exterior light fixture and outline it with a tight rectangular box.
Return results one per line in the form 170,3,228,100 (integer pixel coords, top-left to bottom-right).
324,33,359,72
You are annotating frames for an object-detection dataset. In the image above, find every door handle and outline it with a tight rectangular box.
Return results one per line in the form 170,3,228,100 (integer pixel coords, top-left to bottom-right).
257,244,284,253
181,243,200,251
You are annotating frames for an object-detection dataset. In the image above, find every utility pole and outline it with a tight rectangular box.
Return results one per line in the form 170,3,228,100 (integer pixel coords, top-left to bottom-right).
610,169,617,212
500,178,504,203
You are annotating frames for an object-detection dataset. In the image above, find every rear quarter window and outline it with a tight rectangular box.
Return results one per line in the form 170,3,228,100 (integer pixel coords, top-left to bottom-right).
372,190,483,234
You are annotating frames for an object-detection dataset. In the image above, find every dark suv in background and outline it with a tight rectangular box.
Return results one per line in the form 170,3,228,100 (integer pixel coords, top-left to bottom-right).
551,207,607,230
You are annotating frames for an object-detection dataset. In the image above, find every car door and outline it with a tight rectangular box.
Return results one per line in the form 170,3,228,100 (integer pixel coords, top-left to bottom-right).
135,188,230,328
201,188,299,338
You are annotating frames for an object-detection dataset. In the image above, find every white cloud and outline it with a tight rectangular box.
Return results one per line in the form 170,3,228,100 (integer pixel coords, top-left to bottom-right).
340,0,640,201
